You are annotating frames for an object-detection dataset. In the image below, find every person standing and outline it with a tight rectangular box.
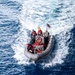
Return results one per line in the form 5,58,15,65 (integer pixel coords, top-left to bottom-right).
30,30,37,44
44,30,49,49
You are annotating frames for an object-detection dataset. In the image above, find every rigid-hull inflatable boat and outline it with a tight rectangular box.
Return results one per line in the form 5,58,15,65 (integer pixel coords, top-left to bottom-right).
24,35,54,63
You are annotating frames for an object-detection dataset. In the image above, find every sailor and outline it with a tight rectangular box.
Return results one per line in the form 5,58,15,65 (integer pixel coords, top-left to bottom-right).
44,30,49,49
27,30,36,53
44,30,49,37
35,36,42,45
37,27,42,36
35,27,44,43
30,30,37,44
27,44,34,53
33,27,45,51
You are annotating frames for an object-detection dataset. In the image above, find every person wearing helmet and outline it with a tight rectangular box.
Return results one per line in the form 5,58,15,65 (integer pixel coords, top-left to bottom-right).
34,27,44,46
38,27,42,36
30,30,37,44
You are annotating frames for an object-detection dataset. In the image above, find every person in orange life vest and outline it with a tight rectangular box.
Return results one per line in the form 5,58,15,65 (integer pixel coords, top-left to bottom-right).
27,44,34,53
33,27,43,46
37,27,42,36
27,30,37,53
30,29,37,44
35,36,42,45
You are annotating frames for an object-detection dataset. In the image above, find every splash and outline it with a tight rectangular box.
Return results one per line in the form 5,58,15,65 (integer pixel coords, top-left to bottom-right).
11,0,74,68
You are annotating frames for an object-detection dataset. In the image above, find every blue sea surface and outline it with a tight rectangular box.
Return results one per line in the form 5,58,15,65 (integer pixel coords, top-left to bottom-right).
0,0,75,75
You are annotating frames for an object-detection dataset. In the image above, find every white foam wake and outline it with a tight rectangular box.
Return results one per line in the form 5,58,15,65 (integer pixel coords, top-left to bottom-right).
11,0,74,67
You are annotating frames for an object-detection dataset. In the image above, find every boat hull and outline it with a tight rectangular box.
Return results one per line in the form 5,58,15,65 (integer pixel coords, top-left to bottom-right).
24,35,54,63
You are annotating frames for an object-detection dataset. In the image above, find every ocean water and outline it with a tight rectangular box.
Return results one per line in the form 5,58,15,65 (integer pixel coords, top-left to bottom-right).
0,0,75,75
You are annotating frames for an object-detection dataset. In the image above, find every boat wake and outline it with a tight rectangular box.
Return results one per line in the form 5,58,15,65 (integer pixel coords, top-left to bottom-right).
11,0,74,68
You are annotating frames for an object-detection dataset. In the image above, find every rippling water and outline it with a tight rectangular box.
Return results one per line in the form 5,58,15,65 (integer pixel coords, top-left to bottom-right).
0,0,75,75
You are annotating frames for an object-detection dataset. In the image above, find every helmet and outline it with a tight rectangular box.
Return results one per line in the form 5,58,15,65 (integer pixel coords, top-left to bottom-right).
38,27,41,31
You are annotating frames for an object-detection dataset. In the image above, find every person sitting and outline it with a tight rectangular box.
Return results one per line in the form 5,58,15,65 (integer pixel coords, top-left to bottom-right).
27,44,34,53
36,27,44,43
